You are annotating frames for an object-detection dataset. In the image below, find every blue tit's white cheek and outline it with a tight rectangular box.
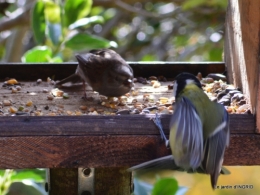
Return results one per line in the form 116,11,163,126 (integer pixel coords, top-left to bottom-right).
173,82,178,97
185,79,195,85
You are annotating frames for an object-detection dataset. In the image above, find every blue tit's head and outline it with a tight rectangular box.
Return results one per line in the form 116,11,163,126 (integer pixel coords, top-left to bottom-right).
173,72,202,98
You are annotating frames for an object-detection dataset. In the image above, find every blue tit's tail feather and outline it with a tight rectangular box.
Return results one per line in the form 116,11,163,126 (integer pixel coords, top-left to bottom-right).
128,155,180,174
128,155,231,176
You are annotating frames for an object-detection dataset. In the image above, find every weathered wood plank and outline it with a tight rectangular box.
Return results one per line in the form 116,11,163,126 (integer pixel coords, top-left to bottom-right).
225,134,260,166
0,136,169,169
0,80,171,117
0,133,259,169
224,0,260,118
0,114,255,136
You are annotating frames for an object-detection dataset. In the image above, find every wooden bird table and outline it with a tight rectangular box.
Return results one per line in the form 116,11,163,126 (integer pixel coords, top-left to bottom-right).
0,61,258,195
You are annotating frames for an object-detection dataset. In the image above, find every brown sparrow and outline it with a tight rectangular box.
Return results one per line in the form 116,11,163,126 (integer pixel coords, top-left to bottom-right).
55,49,134,97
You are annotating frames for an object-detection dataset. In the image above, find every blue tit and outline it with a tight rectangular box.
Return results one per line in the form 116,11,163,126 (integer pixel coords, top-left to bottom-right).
129,72,230,189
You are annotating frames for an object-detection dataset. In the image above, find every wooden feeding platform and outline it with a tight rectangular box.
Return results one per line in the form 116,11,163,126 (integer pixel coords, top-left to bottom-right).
1,0,260,194
0,61,257,195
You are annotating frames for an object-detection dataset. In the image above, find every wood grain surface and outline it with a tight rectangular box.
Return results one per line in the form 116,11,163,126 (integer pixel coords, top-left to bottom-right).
0,130,259,168
0,114,255,136
225,0,260,116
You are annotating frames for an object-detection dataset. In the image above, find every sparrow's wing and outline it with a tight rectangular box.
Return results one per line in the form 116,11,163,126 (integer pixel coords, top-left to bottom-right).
76,53,100,69
76,50,122,69
89,49,122,61
202,104,230,189
169,97,204,170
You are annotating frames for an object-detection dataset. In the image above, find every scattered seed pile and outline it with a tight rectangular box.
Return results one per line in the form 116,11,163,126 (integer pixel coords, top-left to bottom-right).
0,73,250,116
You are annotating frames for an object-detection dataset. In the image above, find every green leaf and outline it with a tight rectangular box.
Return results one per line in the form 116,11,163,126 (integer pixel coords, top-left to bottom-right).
32,0,46,44
51,56,63,62
182,0,227,10
182,0,205,10
64,0,93,27
141,54,156,61
103,8,117,21
174,35,189,47
0,170,5,176
208,47,222,61
90,6,104,16
64,33,117,51
47,22,62,45
22,46,52,62
151,178,178,195
11,169,45,182
44,0,61,23
68,16,104,30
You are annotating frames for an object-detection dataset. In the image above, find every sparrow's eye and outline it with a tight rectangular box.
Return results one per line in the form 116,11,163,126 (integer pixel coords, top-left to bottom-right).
114,76,120,82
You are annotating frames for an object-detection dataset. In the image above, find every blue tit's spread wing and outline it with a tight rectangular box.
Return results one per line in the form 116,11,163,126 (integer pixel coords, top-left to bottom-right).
202,104,230,188
169,97,203,170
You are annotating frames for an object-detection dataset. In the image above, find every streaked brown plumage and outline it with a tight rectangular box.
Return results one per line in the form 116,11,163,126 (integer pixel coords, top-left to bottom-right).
55,49,134,97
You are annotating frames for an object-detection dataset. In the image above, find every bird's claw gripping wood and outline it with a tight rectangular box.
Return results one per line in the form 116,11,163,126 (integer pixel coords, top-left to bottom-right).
152,113,169,148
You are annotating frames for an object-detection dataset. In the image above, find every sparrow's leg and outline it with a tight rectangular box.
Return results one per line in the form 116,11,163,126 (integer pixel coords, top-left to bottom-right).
152,113,169,147
81,80,94,101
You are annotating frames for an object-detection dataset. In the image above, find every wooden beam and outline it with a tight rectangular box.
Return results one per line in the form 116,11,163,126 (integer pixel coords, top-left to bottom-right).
0,114,255,136
0,62,225,80
0,114,256,168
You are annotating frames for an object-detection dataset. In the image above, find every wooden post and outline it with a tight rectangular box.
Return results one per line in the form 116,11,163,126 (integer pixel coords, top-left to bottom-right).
48,168,132,195
224,0,260,130
49,169,78,195
95,167,132,195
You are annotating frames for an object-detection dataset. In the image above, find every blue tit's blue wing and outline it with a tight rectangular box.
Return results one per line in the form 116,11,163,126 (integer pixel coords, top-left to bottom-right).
169,97,203,170
202,104,230,189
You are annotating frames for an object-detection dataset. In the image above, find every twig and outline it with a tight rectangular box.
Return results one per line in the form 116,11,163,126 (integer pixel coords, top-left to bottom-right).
115,0,181,19
0,2,33,32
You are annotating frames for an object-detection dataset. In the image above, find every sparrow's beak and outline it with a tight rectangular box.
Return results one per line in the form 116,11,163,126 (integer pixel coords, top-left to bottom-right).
75,53,92,64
